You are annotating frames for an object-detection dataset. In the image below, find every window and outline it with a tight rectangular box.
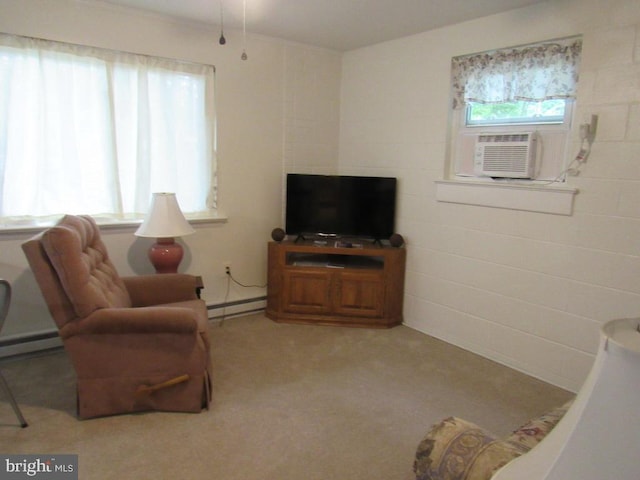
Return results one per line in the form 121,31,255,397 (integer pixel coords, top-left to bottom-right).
0,33,217,226
450,37,582,182
466,99,567,126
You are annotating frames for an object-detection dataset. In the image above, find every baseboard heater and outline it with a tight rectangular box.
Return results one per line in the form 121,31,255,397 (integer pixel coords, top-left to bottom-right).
207,296,267,321
0,297,267,360
0,330,62,360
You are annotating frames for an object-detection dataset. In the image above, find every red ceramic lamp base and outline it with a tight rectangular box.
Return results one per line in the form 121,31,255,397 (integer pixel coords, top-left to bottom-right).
148,238,183,274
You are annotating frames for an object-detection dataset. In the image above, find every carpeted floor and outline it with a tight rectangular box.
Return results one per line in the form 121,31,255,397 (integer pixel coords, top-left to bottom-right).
0,313,573,479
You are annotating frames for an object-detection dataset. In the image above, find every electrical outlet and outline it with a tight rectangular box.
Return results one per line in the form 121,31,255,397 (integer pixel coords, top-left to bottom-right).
223,262,231,275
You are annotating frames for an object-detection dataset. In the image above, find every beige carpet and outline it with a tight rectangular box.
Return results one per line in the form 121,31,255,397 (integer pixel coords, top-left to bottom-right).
0,313,573,480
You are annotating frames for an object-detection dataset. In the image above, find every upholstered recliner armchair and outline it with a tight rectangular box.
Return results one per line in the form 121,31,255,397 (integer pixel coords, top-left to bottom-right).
22,215,211,419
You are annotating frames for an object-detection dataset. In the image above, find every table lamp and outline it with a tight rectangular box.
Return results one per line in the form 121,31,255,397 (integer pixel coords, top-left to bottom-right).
135,192,195,274
493,317,640,480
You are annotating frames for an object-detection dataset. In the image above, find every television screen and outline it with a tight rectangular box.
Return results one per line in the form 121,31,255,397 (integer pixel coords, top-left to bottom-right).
285,174,397,240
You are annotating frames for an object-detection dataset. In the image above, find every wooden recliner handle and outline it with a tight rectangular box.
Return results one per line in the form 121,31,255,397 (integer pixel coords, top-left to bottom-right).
135,374,190,398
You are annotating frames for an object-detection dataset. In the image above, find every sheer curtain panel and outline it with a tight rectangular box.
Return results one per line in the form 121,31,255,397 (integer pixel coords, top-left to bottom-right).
0,33,216,223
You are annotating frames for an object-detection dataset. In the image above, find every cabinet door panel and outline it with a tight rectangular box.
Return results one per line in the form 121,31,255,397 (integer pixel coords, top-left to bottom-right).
334,272,384,317
282,270,332,314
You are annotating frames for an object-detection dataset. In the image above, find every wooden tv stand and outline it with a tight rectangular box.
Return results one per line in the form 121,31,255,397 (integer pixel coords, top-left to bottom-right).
266,240,405,328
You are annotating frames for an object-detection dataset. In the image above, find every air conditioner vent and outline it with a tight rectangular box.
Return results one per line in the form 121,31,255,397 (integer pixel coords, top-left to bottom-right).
474,132,537,178
478,133,531,143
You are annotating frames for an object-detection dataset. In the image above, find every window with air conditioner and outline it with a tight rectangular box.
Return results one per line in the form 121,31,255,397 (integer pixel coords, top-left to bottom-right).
449,37,582,183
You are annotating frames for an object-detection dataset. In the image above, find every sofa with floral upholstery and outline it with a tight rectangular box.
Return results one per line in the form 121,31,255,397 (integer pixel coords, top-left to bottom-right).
413,401,572,480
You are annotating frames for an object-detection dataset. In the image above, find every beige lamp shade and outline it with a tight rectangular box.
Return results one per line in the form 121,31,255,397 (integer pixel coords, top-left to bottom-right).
493,317,640,480
135,192,195,239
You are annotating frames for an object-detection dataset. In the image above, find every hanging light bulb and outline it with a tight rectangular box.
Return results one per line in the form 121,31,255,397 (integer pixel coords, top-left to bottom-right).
241,0,248,60
218,0,226,45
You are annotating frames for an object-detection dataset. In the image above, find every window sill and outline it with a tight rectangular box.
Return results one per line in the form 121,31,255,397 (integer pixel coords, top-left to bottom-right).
0,212,228,235
435,179,578,215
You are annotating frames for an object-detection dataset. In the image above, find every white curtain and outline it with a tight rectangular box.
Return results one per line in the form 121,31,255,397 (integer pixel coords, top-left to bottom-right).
0,33,216,221
451,37,582,109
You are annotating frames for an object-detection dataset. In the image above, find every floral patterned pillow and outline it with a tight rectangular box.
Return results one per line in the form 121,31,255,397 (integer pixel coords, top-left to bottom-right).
506,401,573,450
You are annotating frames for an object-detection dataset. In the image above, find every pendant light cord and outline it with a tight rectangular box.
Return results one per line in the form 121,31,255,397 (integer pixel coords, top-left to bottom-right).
219,0,226,45
241,0,248,60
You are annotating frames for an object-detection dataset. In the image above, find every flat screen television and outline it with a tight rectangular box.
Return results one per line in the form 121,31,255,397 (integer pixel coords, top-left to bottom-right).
285,174,397,241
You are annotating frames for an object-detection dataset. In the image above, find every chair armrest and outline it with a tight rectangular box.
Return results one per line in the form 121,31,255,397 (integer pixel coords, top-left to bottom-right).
414,417,527,480
59,306,198,338
122,274,200,307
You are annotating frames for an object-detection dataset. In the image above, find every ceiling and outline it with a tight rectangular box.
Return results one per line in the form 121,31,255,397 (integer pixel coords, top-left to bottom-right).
96,0,549,51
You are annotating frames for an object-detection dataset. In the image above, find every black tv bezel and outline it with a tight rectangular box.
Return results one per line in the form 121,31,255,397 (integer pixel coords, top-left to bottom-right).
284,173,397,241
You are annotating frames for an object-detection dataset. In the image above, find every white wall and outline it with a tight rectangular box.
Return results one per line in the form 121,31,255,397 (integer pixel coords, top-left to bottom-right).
339,0,640,391
0,0,341,339
3,0,638,394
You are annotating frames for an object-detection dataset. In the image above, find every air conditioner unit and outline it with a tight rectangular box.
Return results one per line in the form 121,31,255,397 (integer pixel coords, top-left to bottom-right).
473,132,538,178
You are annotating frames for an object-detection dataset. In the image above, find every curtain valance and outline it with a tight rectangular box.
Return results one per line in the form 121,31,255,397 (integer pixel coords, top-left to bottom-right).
451,37,582,109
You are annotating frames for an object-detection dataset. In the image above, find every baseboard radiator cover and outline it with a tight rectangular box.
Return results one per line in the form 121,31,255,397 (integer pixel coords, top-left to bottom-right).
207,296,267,321
0,297,267,359
0,330,63,360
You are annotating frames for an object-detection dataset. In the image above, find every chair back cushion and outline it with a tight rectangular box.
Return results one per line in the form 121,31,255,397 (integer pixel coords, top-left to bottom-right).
39,215,131,318
23,233,77,329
